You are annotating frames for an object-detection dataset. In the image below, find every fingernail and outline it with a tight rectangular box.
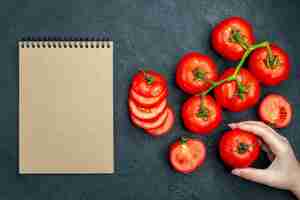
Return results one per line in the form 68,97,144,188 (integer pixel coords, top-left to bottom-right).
231,169,240,175
228,123,236,128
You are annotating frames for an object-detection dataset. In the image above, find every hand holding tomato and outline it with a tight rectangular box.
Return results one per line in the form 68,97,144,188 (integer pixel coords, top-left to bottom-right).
229,121,300,197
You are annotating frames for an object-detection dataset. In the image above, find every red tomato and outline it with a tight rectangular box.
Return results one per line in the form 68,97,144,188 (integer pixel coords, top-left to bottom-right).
130,107,168,129
214,68,260,112
128,98,167,122
129,87,168,108
169,137,206,174
146,106,174,136
211,16,255,61
131,70,167,98
219,129,261,168
176,52,218,94
181,95,222,134
259,94,292,128
249,44,290,86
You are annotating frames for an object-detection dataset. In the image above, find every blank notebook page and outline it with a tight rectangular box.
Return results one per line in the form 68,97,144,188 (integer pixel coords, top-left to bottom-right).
19,41,114,174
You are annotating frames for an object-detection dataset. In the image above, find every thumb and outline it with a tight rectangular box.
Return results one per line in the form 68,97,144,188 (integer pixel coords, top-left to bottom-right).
232,168,273,186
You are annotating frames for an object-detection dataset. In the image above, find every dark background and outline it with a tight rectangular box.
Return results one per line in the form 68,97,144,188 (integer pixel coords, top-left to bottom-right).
1,0,300,199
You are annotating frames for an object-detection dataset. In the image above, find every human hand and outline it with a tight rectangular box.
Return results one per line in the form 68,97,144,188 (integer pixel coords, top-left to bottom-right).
228,121,300,197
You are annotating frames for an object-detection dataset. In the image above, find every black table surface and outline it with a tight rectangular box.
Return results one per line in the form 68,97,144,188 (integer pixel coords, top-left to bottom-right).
1,0,300,199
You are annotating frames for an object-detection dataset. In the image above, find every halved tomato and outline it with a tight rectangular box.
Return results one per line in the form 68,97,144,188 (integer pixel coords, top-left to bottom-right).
128,98,167,121
169,137,206,174
129,87,168,108
146,106,174,136
130,107,168,129
258,94,292,128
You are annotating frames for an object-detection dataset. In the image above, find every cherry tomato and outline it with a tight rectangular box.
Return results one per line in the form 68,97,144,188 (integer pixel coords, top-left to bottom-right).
212,16,255,61
176,52,218,94
146,106,174,136
128,98,167,122
259,94,292,128
249,44,290,86
169,137,206,174
219,129,261,168
214,68,260,112
131,70,167,98
130,107,168,129
129,87,168,108
181,95,222,134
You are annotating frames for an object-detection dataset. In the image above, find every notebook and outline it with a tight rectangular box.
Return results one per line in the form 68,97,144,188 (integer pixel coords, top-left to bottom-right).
19,39,114,174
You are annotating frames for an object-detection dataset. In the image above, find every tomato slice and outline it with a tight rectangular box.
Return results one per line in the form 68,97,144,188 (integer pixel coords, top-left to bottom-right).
146,107,174,136
130,107,168,129
129,97,167,122
169,137,206,174
129,87,168,108
259,94,292,128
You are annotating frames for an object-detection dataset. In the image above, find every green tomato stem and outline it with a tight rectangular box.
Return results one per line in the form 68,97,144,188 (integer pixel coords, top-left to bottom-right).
199,41,269,97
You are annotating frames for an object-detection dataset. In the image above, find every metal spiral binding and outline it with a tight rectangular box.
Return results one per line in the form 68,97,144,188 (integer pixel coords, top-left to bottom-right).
19,37,112,48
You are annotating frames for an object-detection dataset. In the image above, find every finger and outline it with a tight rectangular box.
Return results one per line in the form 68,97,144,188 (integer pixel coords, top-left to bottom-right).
228,123,237,129
261,142,275,161
232,122,284,155
238,121,285,140
232,168,274,186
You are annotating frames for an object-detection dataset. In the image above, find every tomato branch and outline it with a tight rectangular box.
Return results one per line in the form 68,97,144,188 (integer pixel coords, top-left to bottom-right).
199,41,270,97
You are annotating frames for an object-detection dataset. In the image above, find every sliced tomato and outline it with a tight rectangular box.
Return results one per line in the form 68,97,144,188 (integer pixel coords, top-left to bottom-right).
169,137,206,174
130,107,168,129
129,87,168,108
259,94,292,128
128,98,167,122
146,107,174,136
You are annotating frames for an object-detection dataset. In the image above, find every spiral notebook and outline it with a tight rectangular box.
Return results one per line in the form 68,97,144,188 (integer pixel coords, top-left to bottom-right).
19,39,114,174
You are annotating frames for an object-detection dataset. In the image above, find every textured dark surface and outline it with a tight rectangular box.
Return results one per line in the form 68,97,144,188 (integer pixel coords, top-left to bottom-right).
1,0,300,199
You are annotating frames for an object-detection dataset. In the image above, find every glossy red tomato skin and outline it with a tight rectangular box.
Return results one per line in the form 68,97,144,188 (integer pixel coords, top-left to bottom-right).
249,44,290,86
146,107,174,136
259,94,292,128
176,52,218,94
128,98,167,122
131,70,167,98
214,68,261,112
219,129,261,168
169,138,206,174
212,16,255,61
129,87,168,108
181,95,222,134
